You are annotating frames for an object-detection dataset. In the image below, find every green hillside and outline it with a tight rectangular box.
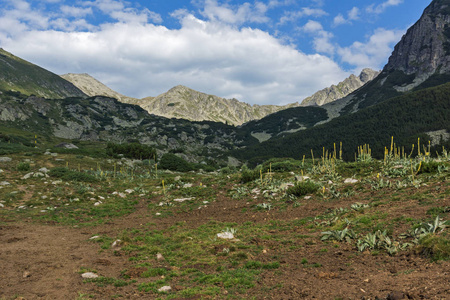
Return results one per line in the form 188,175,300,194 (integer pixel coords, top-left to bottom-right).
0,48,86,99
233,82,450,165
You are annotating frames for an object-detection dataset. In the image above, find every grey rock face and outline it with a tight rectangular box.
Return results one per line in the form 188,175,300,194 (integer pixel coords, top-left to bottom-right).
385,0,450,76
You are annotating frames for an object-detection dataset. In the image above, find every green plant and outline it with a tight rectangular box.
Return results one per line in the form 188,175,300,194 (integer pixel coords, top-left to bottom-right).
17,162,31,171
321,228,356,243
286,180,320,197
159,153,194,172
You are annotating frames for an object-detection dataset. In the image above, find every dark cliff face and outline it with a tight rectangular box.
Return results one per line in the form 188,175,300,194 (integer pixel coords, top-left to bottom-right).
385,0,450,75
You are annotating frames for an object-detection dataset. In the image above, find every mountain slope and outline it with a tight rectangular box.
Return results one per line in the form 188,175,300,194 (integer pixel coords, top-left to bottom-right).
300,68,379,106
331,0,450,115
0,49,86,99
234,82,450,164
60,73,137,103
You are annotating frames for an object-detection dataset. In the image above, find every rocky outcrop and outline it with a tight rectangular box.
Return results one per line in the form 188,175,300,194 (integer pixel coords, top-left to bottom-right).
384,0,450,85
300,68,380,106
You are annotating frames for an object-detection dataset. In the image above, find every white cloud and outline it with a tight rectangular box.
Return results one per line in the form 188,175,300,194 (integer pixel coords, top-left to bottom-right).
367,0,403,14
333,7,359,26
60,5,93,18
338,28,405,71
199,0,269,25
301,20,335,55
1,11,348,105
279,7,327,25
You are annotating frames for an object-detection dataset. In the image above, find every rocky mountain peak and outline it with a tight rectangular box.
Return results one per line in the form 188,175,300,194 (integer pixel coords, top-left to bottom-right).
384,0,450,76
300,68,380,106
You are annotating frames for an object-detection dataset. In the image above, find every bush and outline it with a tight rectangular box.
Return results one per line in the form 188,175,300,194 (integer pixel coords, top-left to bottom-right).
261,158,301,172
240,165,261,183
416,234,450,261
418,161,441,174
159,153,193,172
286,180,320,197
106,142,156,160
48,167,98,182
17,162,31,172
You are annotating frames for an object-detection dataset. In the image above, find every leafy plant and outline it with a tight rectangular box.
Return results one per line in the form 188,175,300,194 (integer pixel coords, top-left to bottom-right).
321,228,356,243
286,180,320,197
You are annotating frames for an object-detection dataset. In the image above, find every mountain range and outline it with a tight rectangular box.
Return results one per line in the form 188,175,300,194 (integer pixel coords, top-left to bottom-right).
61,68,378,126
0,0,449,166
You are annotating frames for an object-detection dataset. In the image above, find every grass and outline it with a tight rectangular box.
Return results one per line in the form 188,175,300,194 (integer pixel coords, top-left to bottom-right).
0,149,449,298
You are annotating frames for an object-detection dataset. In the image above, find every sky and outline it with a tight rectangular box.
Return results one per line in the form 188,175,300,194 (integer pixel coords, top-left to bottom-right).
0,0,431,105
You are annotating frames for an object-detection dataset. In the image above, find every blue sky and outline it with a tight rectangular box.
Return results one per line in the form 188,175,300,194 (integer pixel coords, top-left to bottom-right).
0,0,430,105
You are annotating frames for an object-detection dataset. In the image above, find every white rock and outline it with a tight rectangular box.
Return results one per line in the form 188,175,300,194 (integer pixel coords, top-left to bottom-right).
125,189,134,194
81,272,99,279
118,193,126,198
173,197,193,203
174,176,181,181
183,183,193,188
0,203,4,208
52,181,62,185
217,232,234,240
33,172,45,178
0,181,10,186
22,172,34,179
156,253,165,260
158,286,172,293
98,196,105,200
112,239,122,248
0,169,3,173
39,167,49,173
304,196,312,200
89,235,100,240
344,178,359,184
0,157,12,162
94,202,102,206
156,213,161,216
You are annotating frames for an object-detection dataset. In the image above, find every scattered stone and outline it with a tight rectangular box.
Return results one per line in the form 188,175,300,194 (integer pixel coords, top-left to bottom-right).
344,178,359,184
52,181,62,185
39,167,49,173
94,201,102,206
156,253,165,261
158,286,172,293
55,142,79,149
173,197,193,203
125,189,134,194
112,239,122,248
156,213,161,216
22,271,31,278
0,203,4,208
0,157,12,162
304,196,312,200
174,176,181,181
183,183,193,188
22,173,34,179
217,232,234,240
0,181,10,186
98,196,105,200
81,272,99,279
0,169,3,173
33,172,45,178
118,193,126,198
90,235,100,240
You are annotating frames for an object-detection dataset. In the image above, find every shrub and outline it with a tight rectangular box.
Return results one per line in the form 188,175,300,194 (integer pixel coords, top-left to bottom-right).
159,153,193,172
286,180,320,197
48,167,98,182
240,165,261,183
106,142,156,160
17,162,31,172
418,161,441,174
416,234,450,261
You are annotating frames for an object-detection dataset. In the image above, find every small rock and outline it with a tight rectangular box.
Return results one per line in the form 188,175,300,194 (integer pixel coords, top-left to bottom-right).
112,239,122,248
0,181,10,186
23,271,31,278
94,202,102,206
81,272,99,279
22,172,34,180
304,196,312,200
0,203,4,208
183,183,193,188
0,157,12,162
344,178,358,184
156,253,165,261
125,189,134,194
39,167,49,173
158,286,172,293
90,235,100,240
173,197,193,203
174,176,181,181
117,193,126,198
98,196,105,200
33,172,45,178
217,232,234,240
156,213,161,216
